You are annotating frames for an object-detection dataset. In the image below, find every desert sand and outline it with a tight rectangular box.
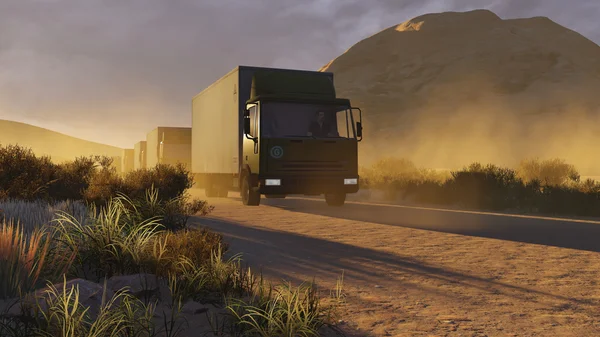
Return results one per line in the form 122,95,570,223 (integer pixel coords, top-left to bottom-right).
320,9,600,174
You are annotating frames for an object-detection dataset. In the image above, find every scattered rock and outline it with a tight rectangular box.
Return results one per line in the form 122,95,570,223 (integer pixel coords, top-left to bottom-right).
0,297,23,317
107,273,159,297
21,278,116,320
182,300,211,315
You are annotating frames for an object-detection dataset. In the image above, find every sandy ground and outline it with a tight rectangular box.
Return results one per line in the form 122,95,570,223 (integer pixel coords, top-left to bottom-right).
188,190,600,337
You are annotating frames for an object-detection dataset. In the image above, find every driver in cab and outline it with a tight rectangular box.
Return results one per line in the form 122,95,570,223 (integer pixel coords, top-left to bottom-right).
307,111,337,137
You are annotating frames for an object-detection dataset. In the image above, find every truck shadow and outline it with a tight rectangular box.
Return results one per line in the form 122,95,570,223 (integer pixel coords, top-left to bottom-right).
191,216,596,313
253,196,600,253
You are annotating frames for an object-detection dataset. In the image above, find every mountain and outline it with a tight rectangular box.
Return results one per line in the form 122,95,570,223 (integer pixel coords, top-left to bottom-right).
0,119,123,164
321,9,600,174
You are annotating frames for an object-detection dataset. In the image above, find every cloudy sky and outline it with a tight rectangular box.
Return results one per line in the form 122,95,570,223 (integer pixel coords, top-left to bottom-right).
1,0,598,148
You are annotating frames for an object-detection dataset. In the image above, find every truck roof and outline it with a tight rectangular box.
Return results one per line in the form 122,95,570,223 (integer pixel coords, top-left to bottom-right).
192,65,335,101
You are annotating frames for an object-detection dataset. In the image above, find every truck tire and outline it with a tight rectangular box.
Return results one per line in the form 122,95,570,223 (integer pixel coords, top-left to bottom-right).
325,193,346,207
241,174,260,206
217,187,229,198
205,184,217,198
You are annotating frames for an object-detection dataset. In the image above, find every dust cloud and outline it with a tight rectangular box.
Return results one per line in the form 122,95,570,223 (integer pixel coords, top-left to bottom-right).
360,100,600,175
323,10,600,175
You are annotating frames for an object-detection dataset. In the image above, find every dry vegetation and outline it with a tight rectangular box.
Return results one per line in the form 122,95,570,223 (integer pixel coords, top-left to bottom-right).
360,156,600,217
0,144,344,337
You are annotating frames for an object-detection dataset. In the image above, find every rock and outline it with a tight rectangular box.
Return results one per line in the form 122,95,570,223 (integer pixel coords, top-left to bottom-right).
181,300,211,315
107,273,159,299
0,297,24,317
20,278,117,320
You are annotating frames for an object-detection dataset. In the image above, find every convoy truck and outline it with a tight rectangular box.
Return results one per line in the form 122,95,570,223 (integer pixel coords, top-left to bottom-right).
191,66,362,206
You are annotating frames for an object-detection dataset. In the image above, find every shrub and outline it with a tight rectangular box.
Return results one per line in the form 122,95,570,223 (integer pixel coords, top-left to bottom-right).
0,144,58,202
445,163,523,210
122,163,194,202
48,156,97,201
517,158,580,186
146,228,228,278
360,157,449,201
119,186,214,232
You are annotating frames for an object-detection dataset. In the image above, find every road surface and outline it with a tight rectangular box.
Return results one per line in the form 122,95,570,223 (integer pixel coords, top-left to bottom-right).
189,191,600,337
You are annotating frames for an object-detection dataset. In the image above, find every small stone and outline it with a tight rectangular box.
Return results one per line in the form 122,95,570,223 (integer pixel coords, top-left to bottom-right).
107,273,159,298
181,300,210,315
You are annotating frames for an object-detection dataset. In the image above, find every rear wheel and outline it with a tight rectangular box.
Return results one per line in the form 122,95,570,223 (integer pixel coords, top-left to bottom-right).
325,193,346,206
217,187,229,198
241,174,260,206
205,184,217,198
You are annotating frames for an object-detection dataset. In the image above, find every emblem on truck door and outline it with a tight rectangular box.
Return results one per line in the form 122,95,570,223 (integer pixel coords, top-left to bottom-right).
270,146,283,159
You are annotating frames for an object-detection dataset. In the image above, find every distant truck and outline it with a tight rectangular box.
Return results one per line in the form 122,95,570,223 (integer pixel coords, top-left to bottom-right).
191,66,363,206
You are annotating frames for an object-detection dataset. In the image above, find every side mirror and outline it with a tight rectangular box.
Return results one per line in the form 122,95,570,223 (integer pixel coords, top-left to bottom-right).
356,122,363,139
244,117,251,135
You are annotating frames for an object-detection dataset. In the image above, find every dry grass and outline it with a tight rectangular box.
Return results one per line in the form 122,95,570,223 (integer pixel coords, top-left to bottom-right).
1,189,341,337
0,200,87,234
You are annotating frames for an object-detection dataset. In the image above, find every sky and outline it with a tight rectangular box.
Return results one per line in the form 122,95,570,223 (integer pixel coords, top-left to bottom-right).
1,0,599,148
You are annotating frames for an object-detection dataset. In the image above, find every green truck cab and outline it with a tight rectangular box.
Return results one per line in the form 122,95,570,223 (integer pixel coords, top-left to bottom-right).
191,66,362,206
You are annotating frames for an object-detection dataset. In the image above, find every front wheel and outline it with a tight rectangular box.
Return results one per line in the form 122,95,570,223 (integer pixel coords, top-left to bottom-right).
241,174,260,206
325,193,346,207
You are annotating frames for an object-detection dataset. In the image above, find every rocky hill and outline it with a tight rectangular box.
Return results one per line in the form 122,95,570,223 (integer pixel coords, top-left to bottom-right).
321,9,600,174
0,119,123,163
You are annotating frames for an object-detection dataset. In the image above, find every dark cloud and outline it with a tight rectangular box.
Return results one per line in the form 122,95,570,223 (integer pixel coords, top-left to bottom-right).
0,0,597,147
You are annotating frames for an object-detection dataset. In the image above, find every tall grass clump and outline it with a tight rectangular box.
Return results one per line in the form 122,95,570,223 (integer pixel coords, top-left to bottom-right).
50,195,165,281
224,281,327,337
28,276,157,337
0,221,72,300
0,221,51,300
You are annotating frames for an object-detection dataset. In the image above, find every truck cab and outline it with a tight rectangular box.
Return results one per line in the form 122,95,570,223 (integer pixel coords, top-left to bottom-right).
239,70,363,206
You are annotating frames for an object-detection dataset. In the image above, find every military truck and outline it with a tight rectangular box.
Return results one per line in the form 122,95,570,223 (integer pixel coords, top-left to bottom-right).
191,65,363,206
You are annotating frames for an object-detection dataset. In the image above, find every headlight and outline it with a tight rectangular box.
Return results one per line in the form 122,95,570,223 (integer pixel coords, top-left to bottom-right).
265,179,281,186
344,178,358,185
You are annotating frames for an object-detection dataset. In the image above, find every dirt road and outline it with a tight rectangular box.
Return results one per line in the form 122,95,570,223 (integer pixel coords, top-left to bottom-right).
189,191,600,337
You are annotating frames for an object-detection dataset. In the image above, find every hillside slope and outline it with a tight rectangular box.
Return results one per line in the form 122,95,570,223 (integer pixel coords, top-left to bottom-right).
321,9,600,173
0,119,123,163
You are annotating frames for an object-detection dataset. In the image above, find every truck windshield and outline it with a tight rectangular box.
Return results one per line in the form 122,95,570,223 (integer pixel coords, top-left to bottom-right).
261,102,356,139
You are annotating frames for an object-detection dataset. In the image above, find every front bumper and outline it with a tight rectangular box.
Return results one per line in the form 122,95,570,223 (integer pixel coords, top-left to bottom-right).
258,175,359,195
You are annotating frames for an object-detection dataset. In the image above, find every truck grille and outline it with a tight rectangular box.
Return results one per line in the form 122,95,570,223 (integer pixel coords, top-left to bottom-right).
277,161,345,171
